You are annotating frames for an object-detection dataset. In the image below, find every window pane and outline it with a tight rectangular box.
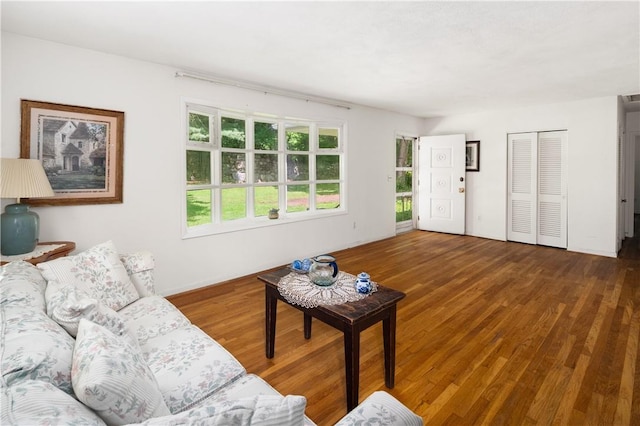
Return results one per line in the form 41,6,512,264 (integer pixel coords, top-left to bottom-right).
255,121,278,150
316,155,340,180
221,187,246,221
396,195,412,222
396,170,412,193
186,150,211,185
187,189,212,227
287,184,309,212
396,138,412,167
286,125,309,151
189,112,210,143
319,128,339,149
254,186,278,217
221,117,245,148
254,153,278,183
316,183,340,210
287,154,309,181
221,152,246,184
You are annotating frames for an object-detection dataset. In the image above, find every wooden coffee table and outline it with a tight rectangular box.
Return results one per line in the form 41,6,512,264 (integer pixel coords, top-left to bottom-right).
257,268,406,411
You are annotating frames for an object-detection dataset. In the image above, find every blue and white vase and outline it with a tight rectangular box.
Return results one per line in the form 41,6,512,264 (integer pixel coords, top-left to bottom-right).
355,272,372,294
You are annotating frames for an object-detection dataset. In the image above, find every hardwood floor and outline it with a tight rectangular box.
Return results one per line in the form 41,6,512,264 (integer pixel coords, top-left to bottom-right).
168,229,640,425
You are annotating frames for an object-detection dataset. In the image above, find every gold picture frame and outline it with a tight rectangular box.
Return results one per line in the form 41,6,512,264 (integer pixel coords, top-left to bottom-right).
20,100,124,206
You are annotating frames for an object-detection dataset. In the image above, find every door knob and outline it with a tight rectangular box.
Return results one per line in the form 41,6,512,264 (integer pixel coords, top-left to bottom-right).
459,188,465,193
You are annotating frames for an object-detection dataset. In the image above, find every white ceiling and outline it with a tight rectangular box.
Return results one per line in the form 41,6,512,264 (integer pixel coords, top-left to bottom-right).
2,1,639,117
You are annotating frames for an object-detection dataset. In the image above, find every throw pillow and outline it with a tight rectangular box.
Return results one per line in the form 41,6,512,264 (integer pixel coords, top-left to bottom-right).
38,240,139,311
120,251,156,297
72,319,170,425
250,395,307,426
45,280,137,346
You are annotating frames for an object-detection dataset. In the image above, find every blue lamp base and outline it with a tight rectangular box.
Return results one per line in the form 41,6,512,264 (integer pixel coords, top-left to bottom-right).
1,203,40,256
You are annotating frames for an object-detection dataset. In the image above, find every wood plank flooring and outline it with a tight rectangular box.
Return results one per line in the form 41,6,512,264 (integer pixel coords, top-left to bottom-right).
168,229,640,425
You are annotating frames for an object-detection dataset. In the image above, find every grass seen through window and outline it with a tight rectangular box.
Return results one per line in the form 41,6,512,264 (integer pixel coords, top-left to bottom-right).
187,185,341,226
187,189,212,227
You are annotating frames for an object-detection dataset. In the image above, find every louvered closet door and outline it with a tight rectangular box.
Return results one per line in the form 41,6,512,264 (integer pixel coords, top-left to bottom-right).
537,131,567,248
507,131,567,249
508,133,537,244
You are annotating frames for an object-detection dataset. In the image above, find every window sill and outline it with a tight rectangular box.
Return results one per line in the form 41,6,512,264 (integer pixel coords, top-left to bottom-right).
182,209,347,239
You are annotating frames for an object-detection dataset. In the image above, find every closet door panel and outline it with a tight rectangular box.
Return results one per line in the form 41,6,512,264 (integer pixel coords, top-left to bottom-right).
537,131,568,248
508,133,537,244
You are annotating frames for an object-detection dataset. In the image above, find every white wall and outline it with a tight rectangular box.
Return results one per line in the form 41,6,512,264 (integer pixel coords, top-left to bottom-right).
423,96,620,257
1,33,422,295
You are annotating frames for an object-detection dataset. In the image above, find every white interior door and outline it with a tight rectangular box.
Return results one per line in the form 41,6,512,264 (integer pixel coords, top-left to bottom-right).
417,134,466,235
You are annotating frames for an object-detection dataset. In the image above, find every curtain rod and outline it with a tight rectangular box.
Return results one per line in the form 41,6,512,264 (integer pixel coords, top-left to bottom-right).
175,71,351,110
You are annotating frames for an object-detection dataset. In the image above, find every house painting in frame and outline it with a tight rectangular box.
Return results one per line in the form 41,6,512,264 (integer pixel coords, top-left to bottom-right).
21,100,124,206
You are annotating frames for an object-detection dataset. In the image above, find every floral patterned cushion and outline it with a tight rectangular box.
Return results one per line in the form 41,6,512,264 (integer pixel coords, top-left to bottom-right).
45,280,137,347
141,325,246,414
120,251,156,297
133,395,307,426
334,391,423,426
196,374,317,426
198,373,281,404
118,296,190,344
0,260,47,310
72,319,171,425
1,379,106,426
1,304,75,394
38,240,139,311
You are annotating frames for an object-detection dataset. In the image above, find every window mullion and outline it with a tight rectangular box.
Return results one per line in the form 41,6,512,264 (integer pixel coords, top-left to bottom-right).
278,120,286,213
246,117,255,218
211,119,220,223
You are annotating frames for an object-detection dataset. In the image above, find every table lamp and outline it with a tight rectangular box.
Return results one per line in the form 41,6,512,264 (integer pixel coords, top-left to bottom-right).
1,158,54,255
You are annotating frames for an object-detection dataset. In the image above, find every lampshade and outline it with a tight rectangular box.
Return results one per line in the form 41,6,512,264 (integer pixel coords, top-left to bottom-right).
1,158,54,256
1,158,54,199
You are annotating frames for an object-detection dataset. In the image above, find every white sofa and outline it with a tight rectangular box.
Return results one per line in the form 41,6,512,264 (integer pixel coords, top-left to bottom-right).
1,241,422,426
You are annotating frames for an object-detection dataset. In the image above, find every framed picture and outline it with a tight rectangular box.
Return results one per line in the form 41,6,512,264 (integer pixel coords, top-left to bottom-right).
466,140,480,172
20,100,124,206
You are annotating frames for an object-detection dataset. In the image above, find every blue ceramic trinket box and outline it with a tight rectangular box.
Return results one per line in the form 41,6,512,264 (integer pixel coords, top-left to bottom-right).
355,272,373,294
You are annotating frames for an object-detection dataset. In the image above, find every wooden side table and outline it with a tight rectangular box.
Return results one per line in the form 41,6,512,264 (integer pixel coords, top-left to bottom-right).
257,268,406,412
1,241,76,265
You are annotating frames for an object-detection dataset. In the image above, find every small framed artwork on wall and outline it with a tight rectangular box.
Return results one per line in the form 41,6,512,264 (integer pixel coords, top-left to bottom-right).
466,140,480,172
20,100,125,206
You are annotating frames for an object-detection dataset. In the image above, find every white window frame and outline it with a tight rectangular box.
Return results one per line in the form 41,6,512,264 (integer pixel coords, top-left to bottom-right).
395,133,417,233
182,100,347,238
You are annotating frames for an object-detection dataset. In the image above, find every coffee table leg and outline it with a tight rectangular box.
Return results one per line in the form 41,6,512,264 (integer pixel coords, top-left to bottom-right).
344,328,360,411
383,305,397,388
304,313,312,339
265,288,277,358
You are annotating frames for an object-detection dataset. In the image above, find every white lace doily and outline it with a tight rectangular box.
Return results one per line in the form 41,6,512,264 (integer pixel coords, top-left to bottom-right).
1,244,65,262
278,271,378,308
